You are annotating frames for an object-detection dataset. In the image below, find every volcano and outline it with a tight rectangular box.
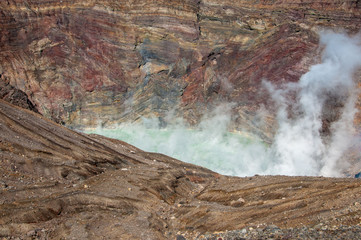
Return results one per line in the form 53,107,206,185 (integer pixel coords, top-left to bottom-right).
1,0,361,239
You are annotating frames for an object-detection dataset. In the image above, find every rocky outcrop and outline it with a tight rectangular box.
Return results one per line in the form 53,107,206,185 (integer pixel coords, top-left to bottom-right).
1,99,361,239
1,0,361,133
0,74,38,113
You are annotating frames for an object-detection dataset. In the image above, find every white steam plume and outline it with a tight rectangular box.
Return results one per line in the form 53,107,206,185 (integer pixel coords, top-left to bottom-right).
85,31,361,177
265,31,361,177
87,104,270,177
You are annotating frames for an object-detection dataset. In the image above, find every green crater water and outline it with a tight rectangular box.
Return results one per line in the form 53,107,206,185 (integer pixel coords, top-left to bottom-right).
85,123,271,177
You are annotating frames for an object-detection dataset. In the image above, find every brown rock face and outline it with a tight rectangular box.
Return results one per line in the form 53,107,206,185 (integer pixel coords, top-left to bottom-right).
2,2,361,239
0,76,38,113
2,0,361,178
1,99,361,239
1,0,361,131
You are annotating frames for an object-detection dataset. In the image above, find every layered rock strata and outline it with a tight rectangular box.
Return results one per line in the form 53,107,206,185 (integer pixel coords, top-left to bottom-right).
1,0,361,133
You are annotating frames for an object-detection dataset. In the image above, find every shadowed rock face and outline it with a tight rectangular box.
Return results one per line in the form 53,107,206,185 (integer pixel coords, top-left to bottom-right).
1,0,361,132
1,99,361,239
0,76,38,113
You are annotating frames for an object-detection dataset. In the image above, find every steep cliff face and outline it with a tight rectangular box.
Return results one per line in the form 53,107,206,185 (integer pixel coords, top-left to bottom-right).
0,0,361,131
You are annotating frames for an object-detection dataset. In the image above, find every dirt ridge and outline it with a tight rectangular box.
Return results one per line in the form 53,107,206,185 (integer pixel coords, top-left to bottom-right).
1,99,361,239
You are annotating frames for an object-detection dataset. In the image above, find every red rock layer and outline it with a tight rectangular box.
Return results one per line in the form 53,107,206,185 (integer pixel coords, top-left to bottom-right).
0,0,360,132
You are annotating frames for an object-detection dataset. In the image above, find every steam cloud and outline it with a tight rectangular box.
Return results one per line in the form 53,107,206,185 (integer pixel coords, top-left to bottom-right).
87,31,361,177
265,31,361,177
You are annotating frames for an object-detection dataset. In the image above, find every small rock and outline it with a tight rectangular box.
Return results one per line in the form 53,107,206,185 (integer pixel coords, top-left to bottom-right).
26,230,36,237
314,223,323,230
230,197,246,207
176,235,186,240
0,181,7,188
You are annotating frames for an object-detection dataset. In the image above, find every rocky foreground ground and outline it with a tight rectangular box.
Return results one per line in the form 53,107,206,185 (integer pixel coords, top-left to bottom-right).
0,99,361,239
